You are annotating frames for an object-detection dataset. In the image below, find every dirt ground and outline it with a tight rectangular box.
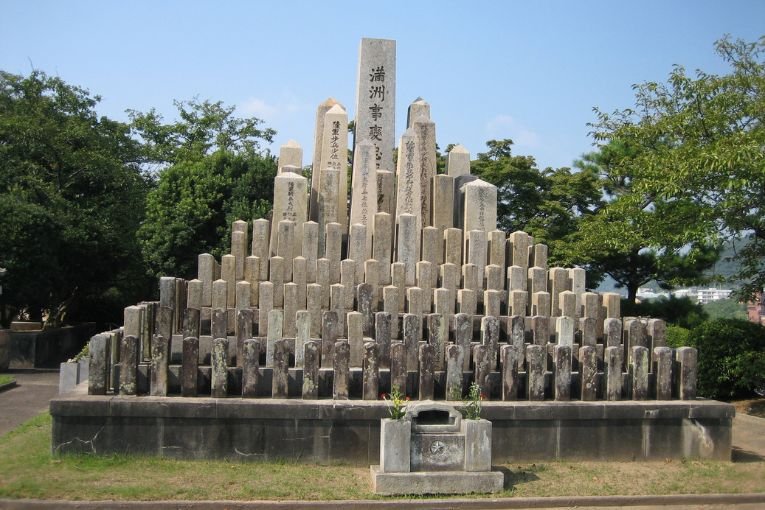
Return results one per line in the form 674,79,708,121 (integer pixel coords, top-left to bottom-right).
733,397,765,418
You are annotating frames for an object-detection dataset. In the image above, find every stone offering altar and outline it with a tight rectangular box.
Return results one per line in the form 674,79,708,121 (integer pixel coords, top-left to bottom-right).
372,402,504,495
51,38,734,465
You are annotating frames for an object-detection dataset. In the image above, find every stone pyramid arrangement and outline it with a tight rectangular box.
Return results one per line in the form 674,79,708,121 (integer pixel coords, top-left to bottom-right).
86,38,698,403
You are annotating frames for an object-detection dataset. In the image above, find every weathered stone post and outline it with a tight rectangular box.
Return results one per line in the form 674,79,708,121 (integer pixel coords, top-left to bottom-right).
119,335,139,396
455,313,472,371
446,344,465,401
242,338,260,398
501,345,522,401
149,334,170,397
473,345,490,398
181,336,199,397
526,344,545,401
390,341,407,396
605,318,622,348
579,345,598,401
295,310,311,369
605,345,623,401
265,309,283,367
236,308,253,368
333,340,350,400
428,313,447,371
481,316,499,371
363,341,380,400
88,334,110,395
418,343,435,400
211,337,228,398
321,310,339,369
272,339,289,399
631,346,649,400
654,346,673,400
676,346,698,400
302,340,320,399
403,313,421,372
554,345,572,401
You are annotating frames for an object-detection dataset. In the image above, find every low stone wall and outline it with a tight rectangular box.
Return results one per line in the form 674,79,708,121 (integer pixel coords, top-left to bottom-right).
0,329,9,370
50,390,733,464
8,323,96,368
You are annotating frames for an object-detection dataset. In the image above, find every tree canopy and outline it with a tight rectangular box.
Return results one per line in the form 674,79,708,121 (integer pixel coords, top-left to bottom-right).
470,139,602,266
0,71,151,327
129,98,276,168
588,35,765,300
560,142,721,302
133,99,277,280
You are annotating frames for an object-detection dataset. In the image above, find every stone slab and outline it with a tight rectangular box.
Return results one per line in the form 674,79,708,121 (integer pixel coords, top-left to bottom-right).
370,465,504,495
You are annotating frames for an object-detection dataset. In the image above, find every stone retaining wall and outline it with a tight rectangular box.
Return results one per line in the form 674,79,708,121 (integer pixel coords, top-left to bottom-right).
50,391,733,464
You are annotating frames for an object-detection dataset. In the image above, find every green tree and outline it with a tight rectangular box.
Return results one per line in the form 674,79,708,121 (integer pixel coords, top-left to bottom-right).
134,100,277,279
589,35,765,300
471,139,602,264
129,98,275,168
560,140,721,302
0,71,151,327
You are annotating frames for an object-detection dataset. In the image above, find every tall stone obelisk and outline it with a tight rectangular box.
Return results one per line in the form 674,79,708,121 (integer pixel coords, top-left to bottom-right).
353,38,396,174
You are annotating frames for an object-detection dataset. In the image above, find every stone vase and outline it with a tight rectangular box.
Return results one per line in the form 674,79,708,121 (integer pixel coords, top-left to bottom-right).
463,418,492,472
379,418,411,473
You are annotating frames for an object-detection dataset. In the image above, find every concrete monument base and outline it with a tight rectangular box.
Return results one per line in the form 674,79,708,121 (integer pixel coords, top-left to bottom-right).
370,465,504,495
51,387,734,465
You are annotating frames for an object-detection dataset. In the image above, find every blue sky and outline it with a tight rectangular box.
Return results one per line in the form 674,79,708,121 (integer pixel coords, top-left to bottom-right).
2,0,763,170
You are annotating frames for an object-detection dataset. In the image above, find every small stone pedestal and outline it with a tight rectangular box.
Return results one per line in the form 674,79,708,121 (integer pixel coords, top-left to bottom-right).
371,401,504,495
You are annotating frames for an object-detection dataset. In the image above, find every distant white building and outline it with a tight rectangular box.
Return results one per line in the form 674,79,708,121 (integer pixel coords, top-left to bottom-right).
671,287,733,304
636,287,669,301
696,287,733,304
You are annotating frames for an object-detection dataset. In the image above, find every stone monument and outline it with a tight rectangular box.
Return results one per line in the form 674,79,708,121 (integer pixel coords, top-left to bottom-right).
50,37,732,467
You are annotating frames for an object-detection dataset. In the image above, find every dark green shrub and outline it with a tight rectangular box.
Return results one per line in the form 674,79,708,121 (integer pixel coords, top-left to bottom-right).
666,325,690,348
703,298,748,321
687,319,765,400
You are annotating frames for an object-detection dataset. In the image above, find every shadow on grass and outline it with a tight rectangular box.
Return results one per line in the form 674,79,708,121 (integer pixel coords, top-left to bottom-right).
497,465,541,491
732,447,765,463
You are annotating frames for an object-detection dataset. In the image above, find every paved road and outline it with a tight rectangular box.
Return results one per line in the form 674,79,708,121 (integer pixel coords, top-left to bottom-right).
732,413,765,462
0,369,59,436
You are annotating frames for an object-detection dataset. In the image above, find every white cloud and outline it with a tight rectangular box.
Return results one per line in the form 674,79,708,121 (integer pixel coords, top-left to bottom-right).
237,91,306,121
485,114,542,149
238,97,279,120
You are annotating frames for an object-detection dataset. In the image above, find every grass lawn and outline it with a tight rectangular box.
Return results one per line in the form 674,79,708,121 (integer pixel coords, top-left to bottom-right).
0,374,15,387
0,413,764,501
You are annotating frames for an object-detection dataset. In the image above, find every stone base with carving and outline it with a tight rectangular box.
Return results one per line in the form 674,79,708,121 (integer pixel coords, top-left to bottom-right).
372,402,504,495
370,465,504,495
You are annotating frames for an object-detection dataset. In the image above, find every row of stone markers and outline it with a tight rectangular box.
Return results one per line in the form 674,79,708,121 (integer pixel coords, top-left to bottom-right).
180,228,590,330
87,295,697,400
